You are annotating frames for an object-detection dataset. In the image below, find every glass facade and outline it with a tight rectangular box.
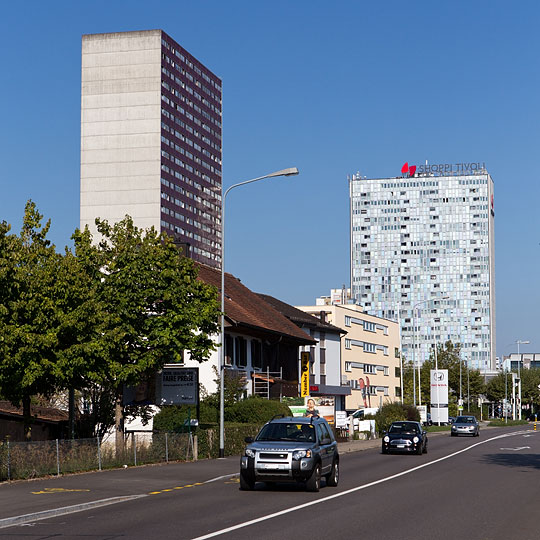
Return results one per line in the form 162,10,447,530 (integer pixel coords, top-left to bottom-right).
350,168,496,371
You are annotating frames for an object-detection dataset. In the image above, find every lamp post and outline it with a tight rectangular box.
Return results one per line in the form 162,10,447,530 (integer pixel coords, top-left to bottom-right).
219,167,299,458
516,339,529,421
412,295,449,408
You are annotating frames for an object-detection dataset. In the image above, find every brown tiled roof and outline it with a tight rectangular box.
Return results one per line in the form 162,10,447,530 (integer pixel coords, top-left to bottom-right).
0,401,69,423
256,294,346,335
196,264,315,344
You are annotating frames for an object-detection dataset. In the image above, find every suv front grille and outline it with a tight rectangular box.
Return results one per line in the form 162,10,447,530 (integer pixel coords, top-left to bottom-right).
259,452,288,460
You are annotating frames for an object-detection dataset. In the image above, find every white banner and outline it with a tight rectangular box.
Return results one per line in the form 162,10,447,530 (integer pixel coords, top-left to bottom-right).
430,369,448,424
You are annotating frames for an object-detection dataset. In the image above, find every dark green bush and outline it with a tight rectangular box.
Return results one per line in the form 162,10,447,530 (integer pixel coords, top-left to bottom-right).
375,402,420,434
225,397,291,424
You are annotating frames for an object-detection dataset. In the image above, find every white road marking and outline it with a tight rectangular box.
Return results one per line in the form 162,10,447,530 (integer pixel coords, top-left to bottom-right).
204,473,238,483
499,446,531,451
191,429,535,540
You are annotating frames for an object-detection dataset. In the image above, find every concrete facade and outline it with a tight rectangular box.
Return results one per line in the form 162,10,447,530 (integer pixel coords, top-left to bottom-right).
81,30,222,268
297,302,401,411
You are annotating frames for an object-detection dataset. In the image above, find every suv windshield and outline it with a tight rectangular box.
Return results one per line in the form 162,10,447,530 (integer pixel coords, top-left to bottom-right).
256,422,316,442
389,423,419,434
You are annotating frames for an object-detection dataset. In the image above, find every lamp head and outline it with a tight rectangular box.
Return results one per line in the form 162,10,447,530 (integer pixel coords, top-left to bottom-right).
269,167,299,178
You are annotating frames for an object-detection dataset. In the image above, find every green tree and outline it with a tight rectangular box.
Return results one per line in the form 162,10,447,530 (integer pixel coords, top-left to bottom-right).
0,202,63,438
486,372,510,403
520,368,540,414
74,217,221,450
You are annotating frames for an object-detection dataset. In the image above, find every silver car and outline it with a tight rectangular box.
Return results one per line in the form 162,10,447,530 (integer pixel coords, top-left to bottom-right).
451,415,480,437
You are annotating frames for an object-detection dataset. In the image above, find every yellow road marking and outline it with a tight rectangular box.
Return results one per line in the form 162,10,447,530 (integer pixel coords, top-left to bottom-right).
149,481,205,495
32,488,90,495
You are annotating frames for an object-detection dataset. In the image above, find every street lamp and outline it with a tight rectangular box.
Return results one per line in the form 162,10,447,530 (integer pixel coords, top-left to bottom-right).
219,167,299,458
412,295,449,408
516,339,530,420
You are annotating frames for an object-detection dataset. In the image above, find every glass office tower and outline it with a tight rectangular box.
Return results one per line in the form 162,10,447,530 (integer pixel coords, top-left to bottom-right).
350,164,495,371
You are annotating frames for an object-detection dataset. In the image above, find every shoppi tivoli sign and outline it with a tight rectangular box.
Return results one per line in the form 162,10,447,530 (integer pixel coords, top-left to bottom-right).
430,369,449,424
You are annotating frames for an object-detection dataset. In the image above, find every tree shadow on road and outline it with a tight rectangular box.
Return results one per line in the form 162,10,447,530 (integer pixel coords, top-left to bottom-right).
482,453,540,471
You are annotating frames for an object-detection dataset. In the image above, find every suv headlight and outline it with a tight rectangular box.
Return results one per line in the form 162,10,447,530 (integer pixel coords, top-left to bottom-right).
293,449,312,460
245,448,255,458
413,436,419,443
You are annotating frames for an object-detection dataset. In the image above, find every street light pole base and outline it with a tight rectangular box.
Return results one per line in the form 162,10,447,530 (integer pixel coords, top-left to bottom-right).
219,448,225,458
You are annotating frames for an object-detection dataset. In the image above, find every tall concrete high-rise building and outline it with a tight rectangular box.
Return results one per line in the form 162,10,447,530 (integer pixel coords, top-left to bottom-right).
80,30,222,268
350,161,496,371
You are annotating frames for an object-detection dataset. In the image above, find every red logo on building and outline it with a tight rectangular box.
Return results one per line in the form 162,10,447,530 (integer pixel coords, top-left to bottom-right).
401,162,416,177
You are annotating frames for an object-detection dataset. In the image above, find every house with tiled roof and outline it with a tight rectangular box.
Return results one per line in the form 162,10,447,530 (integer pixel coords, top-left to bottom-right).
257,294,351,411
186,264,315,398
0,401,69,441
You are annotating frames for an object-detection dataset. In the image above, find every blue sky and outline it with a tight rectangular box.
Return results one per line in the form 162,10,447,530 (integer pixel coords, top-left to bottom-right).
1,1,538,359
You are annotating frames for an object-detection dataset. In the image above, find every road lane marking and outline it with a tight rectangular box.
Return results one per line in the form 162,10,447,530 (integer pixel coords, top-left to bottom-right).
0,495,147,529
500,446,531,451
204,473,237,483
32,488,91,495
148,482,204,495
191,429,536,540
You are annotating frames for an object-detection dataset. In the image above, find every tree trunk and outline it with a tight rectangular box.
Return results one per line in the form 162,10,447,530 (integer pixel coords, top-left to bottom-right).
22,395,32,441
115,390,124,457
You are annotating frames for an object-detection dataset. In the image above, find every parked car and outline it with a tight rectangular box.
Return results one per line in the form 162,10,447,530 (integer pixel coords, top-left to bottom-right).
382,421,428,455
448,416,456,424
240,415,339,492
450,415,480,437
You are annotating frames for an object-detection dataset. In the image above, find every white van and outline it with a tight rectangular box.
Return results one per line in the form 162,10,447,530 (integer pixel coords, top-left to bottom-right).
346,407,379,430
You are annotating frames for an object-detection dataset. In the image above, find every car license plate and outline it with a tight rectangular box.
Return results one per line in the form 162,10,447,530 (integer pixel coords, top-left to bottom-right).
397,444,405,448
263,463,285,469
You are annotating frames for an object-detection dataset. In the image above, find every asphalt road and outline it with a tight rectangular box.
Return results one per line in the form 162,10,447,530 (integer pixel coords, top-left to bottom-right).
1,425,539,539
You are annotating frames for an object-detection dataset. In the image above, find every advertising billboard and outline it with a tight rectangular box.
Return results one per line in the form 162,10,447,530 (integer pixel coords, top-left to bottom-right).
430,369,449,424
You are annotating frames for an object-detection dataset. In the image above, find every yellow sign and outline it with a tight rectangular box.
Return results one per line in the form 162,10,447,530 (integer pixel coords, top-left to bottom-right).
301,352,310,397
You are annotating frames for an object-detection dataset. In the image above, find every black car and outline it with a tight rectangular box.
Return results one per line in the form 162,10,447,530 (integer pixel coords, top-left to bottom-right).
382,421,428,455
240,415,339,492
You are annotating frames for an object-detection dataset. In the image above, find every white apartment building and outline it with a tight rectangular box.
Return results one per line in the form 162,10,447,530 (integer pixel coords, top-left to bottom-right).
350,161,496,371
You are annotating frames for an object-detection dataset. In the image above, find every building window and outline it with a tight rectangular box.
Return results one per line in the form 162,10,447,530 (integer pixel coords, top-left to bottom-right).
345,316,351,327
395,366,401,378
345,339,351,349
395,387,401,398
235,336,247,367
384,366,389,376
251,340,262,369
225,335,233,366
395,347,400,358
364,364,376,374
364,342,376,354
363,320,376,332
345,362,352,372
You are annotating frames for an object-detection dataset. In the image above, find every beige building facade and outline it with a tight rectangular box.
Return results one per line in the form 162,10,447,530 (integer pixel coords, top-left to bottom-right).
296,302,401,412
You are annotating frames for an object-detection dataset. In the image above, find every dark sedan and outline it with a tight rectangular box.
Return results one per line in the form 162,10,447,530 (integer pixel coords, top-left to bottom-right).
451,415,480,437
382,421,428,455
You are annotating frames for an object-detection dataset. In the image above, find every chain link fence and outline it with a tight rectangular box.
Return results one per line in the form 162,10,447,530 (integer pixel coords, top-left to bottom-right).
0,424,262,482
